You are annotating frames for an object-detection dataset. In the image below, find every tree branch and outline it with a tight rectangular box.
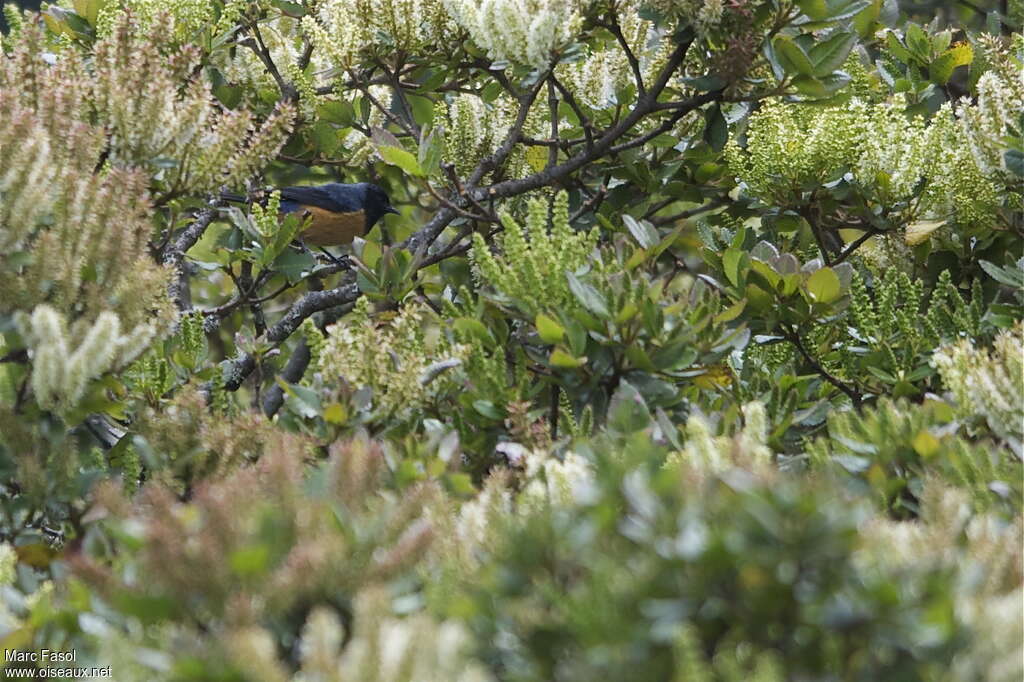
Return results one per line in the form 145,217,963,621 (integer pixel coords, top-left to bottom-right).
784,327,862,407
164,207,218,312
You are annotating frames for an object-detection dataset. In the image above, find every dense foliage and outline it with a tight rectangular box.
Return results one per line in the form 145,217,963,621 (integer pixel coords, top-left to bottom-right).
0,0,1020,679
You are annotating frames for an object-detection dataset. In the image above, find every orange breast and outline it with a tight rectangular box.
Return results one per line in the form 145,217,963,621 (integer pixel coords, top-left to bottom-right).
290,206,367,246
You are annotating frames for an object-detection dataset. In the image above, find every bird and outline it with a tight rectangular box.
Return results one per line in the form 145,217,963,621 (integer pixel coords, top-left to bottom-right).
222,182,399,247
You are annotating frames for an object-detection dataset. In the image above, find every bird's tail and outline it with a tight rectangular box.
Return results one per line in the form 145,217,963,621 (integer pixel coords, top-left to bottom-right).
220,190,248,203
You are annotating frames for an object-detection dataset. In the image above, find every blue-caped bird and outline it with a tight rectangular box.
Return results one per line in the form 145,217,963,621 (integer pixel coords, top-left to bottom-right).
222,182,399,246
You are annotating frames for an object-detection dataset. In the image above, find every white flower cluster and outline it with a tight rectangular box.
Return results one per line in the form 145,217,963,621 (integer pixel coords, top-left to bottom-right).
931,322,1024,442
334,592,493,682
227,593,492,682
0,118,52,253
854,96,934,203
17,305,153,412
519,449,596,510
304,0,456,69
218,15,313,96
86,13,295,195
559,4,670,110
857,483,1023,682
455,474,513,552
665,401,772,473
959,69,1024,179
443,0,583,67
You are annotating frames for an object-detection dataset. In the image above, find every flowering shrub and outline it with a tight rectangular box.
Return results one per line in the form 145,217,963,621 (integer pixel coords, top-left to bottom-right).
0,0,1020,680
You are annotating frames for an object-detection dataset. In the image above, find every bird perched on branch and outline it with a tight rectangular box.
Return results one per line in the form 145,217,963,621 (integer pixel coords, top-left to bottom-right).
222,182,399,246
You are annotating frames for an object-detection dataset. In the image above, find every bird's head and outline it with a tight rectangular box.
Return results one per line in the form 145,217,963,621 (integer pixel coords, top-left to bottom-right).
345,182,399,229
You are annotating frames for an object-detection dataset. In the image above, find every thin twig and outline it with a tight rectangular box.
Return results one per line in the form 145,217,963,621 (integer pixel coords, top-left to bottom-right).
784,327,862,407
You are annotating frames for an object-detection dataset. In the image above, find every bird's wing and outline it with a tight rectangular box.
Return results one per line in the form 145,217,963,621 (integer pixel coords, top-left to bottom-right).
280,185,359,214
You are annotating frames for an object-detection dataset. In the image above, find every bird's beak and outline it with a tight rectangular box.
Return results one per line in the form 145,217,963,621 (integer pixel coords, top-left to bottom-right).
386,206,400,215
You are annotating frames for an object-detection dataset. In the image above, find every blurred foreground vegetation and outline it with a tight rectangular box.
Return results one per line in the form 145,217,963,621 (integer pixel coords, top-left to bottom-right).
0,0,1021,680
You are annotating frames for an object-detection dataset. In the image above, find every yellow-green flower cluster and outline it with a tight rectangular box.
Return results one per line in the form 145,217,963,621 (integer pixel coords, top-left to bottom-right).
470,192,599,317
93,0,216,39
931,322,1024,442
318,298,469,417
443,0,584,67
730,69,1019,229
724,99,864,205
17,305,154,412
440,94,535,177
0,543,14,586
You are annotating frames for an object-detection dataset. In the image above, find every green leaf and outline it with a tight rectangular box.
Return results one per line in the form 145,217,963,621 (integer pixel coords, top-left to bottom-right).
535,313,566,344
567,272,610,318
823,0,872,21
72,0,102,25
550,348,587,369
272,249,314,283
607,380,652,434
980,260,1024,287
681,75,726,91
378,145,425,177
270,0,307,17
809,32,857,76
1006,149,1024,177
852,0,882,37
277,380,321,419
796,0,830,20
310,121,341,156
723,248,744,287
406,94,435,127
715,299,747,323
319,99,354,125
454,318,493,343
213,84,243,109
418,128,444,177
472,400,503,420
704,104,728,151
805,267,842,303
929,43,973,85
774,35,816,76
885,31,912,63
623,215,659,249
904,23,929,59
565,318,588,355
230,545,271,577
